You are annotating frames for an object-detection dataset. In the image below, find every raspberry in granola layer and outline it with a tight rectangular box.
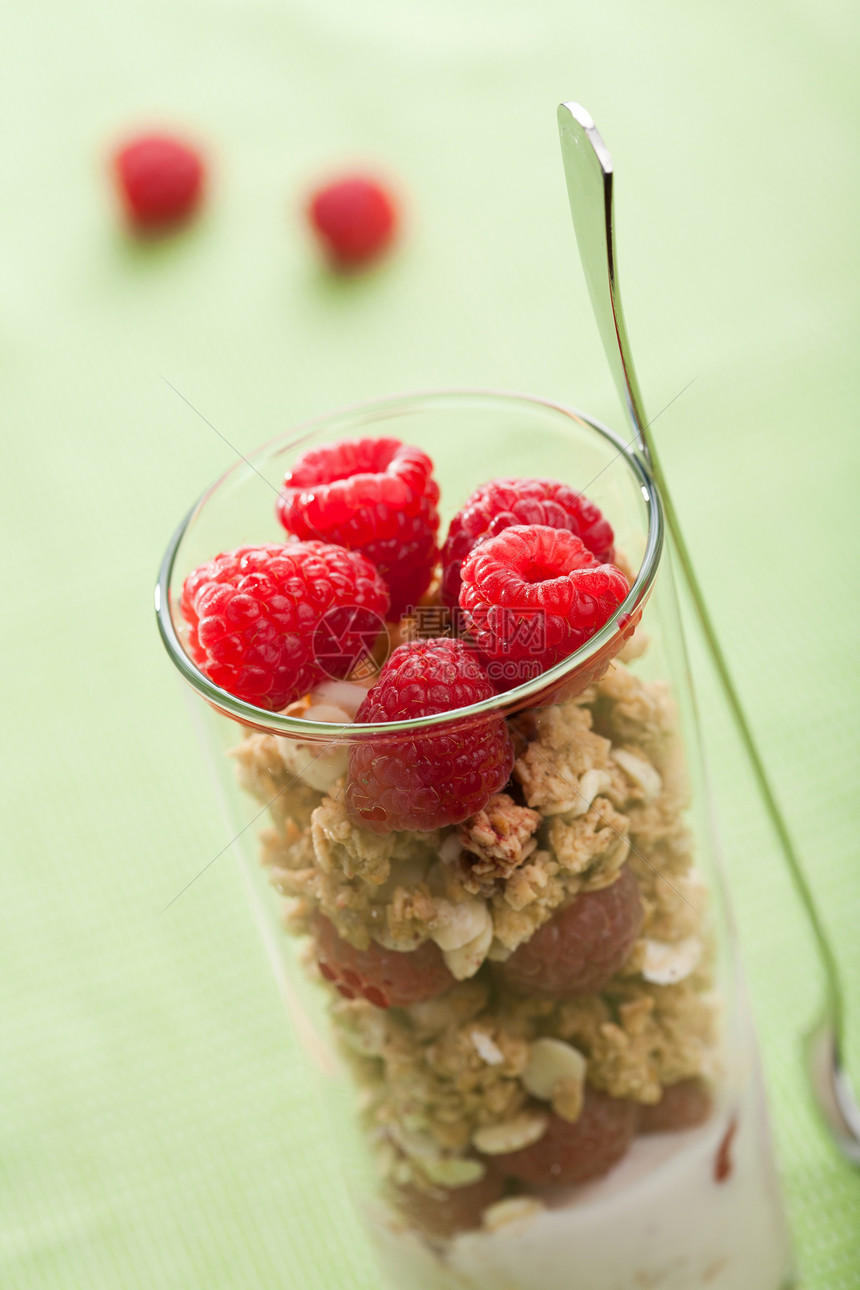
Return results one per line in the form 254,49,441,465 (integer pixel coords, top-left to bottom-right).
314,914,455,1008
487,1089,637,1187
638,1078,713,1133
494,865,644,998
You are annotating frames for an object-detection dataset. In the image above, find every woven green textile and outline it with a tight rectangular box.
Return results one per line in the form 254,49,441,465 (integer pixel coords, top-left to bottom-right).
2,0,858,1286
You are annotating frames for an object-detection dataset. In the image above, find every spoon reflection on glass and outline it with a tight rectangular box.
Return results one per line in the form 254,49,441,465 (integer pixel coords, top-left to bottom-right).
557,100,860,1166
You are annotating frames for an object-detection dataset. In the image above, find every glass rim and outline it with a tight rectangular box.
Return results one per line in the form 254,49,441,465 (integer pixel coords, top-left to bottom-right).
155,386,665,737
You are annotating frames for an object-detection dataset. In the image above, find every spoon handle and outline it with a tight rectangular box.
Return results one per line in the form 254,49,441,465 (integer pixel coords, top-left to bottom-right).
557,103,650,459
557,100,860,1165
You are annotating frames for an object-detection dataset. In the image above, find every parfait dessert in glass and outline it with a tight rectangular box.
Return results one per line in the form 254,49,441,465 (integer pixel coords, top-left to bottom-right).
157,390,794,1290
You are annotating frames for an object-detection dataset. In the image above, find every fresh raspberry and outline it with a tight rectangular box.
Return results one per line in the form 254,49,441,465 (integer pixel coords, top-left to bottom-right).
459,525,630,690
495,866,643,997
112,132,205,229
314,915,454,1008
307,175,398,268
346,639,514,834
278,437,439,620
391,1171,505,1238
490,1090,637,1186
180,542,389,711
441,478,615,610
639,1079,713,1134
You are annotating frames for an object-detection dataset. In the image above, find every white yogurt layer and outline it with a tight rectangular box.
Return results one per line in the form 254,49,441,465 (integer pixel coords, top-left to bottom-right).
368,1070,793,1290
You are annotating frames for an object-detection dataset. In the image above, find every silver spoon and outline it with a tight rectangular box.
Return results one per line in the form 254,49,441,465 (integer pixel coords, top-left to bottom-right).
557,100,860,1166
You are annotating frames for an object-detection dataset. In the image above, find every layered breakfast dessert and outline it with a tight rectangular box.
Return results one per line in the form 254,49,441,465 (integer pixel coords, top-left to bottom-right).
175,437,791,1289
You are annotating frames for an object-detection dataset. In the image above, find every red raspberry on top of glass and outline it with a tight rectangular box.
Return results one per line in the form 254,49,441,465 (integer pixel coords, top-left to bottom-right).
277,437,440,619
180,542,389,711
441,477,615,610
459,524,630,690
346,638,514,834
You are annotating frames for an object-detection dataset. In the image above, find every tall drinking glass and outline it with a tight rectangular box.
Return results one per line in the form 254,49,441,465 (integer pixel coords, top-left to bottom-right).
156,390,794,1290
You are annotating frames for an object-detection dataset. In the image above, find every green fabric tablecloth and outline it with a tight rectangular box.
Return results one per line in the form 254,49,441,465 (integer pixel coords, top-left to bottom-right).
2,0,858,1285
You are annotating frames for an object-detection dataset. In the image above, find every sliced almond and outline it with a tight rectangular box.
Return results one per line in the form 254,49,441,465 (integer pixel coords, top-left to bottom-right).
612,748,662,803
277,702,352,792
310,679,370,716
522,1038,587,1101
472,1112,548,1156
418,1157,486,1188
277,741,348,793
641,935,703,985
565,768,612,818
551,1076,585,1124
540,795,587,817
387,1124,439,1161
438,834,464,865
470,1030,505,1066
443,911,493,980
482,1196,544,1232
429,899,490,951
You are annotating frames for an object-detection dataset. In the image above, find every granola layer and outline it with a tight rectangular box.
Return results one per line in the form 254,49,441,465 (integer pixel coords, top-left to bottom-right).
232,659,718,1220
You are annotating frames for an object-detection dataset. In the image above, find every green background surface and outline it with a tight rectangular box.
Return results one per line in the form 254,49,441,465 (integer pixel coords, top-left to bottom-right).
2,0,859,1286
